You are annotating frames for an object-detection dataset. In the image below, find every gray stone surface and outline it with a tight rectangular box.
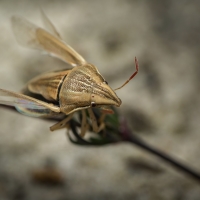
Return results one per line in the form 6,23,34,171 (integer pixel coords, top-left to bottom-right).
0,0,200,199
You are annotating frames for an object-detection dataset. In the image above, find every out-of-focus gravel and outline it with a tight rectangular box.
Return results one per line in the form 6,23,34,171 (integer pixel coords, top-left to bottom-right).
0,0,200,199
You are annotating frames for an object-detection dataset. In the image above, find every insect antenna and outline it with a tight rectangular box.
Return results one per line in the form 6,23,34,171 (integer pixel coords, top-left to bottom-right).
114,57,139,91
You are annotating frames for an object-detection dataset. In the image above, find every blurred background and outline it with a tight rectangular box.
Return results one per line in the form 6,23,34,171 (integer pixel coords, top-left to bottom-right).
0,0,200,199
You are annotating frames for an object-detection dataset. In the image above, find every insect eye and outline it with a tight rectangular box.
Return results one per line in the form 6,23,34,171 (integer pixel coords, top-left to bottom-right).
91,102,96,107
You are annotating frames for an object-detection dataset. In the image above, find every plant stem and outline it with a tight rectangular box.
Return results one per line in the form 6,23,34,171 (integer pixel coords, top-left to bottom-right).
126,133,200,182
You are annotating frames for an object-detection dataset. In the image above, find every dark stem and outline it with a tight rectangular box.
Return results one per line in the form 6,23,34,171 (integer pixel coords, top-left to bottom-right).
126,133,200,182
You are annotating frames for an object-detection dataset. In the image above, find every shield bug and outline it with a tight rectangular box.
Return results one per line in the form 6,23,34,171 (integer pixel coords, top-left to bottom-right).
0,12,139,136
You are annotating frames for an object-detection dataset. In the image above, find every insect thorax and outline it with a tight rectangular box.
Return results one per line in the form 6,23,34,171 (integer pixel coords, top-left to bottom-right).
59,64,121,115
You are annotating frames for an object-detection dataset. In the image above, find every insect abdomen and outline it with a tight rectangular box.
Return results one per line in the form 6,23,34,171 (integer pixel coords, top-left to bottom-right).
27,70,70,102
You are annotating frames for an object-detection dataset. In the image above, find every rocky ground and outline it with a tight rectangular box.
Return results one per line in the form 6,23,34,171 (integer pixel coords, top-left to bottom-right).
0,0,200,199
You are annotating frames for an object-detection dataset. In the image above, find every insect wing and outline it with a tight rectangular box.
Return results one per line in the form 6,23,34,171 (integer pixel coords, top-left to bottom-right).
40,9,61,39
0,89,60,117
11,16,86,66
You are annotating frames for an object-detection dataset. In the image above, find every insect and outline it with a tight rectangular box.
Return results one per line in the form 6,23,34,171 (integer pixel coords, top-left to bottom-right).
0,12,139,136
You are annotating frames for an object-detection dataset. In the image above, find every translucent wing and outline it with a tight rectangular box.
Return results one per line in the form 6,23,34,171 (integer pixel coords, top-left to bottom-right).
0,88,60,117
11,15,86,66
40,9,62,39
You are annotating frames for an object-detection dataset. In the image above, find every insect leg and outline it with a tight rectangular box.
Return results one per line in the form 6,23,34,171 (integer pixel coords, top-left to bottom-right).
50,113,73,131
88,108,105,133
80,109,89,137
99,112,107,124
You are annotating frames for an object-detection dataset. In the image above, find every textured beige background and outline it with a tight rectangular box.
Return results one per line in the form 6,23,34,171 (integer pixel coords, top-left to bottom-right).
0,0,200,199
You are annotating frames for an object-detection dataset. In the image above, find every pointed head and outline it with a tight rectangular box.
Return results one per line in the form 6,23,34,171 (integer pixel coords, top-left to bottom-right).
59,64,121,114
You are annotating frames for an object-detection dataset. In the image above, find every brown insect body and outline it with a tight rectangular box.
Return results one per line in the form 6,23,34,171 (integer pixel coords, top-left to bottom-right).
0,12,138,136
27,64,121,115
